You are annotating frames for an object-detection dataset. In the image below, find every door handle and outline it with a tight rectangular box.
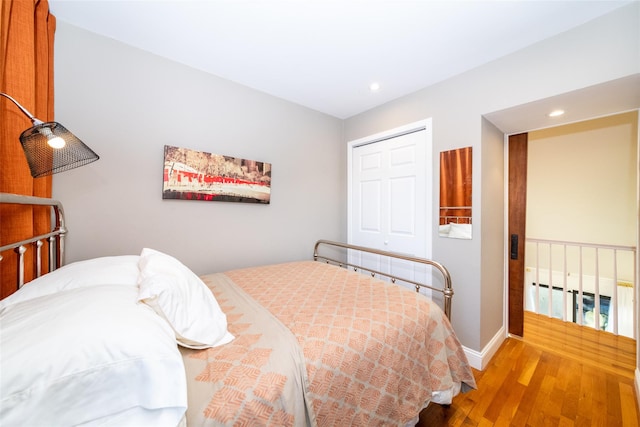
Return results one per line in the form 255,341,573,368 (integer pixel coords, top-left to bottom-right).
510,234,518,260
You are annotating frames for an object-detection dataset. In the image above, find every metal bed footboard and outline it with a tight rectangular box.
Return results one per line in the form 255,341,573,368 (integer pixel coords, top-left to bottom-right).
313,239,454,319
0,192,66,290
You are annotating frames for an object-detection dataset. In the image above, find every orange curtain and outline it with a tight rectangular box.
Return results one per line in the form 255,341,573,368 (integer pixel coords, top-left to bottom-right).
0,0,55,298
439,147,472,224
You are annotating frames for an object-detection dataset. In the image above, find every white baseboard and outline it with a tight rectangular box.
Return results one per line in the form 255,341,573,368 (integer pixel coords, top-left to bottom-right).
463,326,506,370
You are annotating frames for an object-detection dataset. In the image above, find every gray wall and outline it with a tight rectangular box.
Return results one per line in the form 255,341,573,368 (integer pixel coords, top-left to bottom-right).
343,3,639,351
52,23,346,276
479,118,505,347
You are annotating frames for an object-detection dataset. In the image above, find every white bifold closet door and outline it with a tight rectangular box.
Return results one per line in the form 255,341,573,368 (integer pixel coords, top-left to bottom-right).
348,121,432,294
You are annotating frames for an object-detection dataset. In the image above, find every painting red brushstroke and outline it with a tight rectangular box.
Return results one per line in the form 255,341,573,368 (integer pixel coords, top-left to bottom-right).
163,145,271,204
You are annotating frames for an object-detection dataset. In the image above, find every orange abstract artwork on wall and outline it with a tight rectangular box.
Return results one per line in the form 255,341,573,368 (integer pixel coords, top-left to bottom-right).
163,145,271,204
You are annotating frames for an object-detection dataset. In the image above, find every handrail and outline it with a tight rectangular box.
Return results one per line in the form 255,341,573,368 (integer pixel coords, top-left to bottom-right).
313,239,454,319
526,237,635,252
525,237,636,338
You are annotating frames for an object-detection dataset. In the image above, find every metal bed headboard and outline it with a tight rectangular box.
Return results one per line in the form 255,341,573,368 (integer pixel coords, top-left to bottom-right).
0,192,66,290
439,206,472,225
313,239,454,319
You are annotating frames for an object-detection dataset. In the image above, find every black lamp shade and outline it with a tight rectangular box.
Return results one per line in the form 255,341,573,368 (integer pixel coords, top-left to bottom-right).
19,122,99,178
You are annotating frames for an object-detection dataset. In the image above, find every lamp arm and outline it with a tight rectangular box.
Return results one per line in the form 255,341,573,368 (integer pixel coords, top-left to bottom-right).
0,92,43,125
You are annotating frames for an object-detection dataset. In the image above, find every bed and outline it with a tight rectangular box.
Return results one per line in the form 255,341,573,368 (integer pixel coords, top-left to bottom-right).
0,192,476,426
438,206,472,239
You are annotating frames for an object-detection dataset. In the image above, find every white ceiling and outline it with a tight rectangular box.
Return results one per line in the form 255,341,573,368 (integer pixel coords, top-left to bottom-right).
49,0,635,120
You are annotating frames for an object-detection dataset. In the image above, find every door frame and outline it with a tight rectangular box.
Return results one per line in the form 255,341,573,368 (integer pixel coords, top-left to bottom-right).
347,118,433,257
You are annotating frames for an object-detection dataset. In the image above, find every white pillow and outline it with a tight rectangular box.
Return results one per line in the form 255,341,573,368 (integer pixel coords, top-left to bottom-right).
137,248,234,349
0,255,140,309
438,223,452,236
0,285,187,426
448,223,472,239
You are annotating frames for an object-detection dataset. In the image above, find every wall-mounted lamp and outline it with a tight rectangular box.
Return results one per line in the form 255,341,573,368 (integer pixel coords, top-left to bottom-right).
1,92,99,178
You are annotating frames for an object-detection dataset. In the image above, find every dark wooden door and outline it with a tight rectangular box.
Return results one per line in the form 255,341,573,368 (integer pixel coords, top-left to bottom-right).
508,133,528,336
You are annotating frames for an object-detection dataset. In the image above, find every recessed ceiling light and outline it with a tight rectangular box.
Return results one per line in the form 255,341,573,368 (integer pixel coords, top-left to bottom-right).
369,82,380,92
548,109,565,117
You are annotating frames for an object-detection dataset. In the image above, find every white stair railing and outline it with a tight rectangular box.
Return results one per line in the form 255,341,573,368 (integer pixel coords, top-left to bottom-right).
524,238,636,338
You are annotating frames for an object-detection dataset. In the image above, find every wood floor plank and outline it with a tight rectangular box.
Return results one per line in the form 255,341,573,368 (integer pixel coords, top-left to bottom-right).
482,367,516,421
517,347,541,386
559,360,581,420
523,311,636,378
516,349,547,425
621,382,640,426
576,364,595,424
558,415,575,427
547,381,566,420
492,414,512,427
496,375,527,421
417,337,639,426
607,372,624,422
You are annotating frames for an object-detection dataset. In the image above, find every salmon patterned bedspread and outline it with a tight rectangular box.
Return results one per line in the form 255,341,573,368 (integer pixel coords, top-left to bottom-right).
180,273,314,426
184,260,476,426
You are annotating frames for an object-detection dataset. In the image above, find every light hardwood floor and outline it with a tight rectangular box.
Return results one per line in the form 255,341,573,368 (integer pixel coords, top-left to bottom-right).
418,314,639,426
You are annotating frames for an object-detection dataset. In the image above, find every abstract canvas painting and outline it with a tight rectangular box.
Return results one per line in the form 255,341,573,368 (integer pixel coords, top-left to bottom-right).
162,145,271,204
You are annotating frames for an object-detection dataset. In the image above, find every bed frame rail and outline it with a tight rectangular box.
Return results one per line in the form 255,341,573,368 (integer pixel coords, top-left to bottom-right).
0,192,66,290
313,239,454,319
